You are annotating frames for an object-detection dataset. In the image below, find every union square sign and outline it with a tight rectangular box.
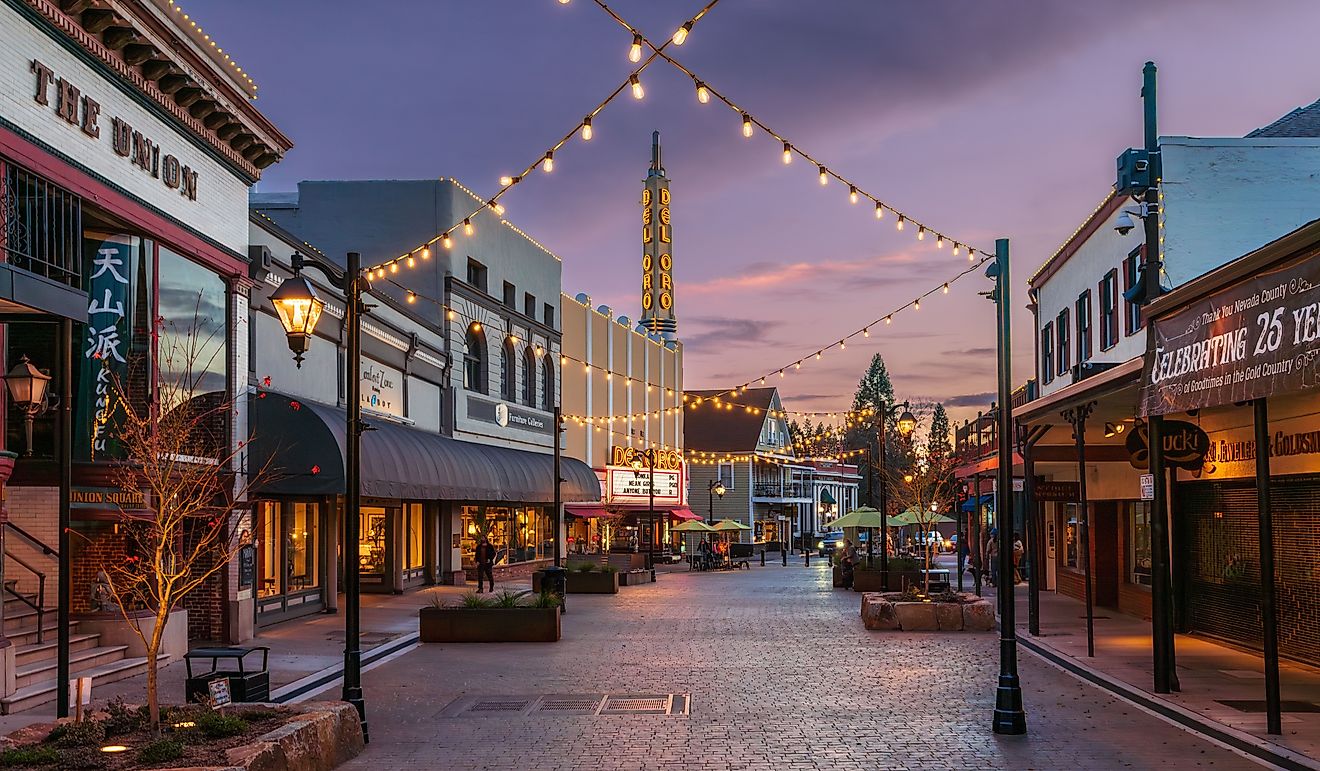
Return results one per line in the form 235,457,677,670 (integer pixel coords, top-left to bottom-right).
1140,247,1320,416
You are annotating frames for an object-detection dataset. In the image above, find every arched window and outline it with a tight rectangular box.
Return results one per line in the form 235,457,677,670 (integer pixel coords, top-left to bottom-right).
501,337,516,401
522,346,536,406
541,354,555,410
463,326,486,393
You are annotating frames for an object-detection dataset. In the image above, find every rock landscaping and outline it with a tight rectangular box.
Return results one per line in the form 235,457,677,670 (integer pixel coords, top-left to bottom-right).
860,589,996,632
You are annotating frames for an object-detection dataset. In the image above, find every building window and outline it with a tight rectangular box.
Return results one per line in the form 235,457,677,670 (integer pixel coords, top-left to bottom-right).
461,505,553,567
717,462,735,489
1064,504,1080,569
1128,502,1152,587
463,325,486,393
1123,249,1143,336
542,353,554,410
287,502,320,591
466,259,488,293
522,346,536,406
1100,269,1118,350
524,292,536,318
359,506,388,575
405,503,424,570
1056,308,1070,376
500,337,516,401
544,302,556,329
1076,290,1092,363
502,281,516,309
1040,321,1054,384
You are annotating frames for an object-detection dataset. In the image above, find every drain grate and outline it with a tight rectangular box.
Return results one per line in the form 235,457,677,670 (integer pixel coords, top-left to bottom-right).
442,694,689,718
1217,699,1320,713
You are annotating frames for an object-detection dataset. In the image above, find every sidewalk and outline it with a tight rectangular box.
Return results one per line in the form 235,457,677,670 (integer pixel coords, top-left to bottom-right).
0,578,534,735
949,556,1320,769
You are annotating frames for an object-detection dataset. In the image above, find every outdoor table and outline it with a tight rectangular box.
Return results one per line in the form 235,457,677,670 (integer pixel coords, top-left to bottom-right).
184,646,271,704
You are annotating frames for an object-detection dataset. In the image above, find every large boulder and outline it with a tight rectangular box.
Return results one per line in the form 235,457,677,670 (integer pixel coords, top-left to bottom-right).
893,601,938,631
935,602,964,631
862,597,900,630
860,592,884,615
962,600,996,632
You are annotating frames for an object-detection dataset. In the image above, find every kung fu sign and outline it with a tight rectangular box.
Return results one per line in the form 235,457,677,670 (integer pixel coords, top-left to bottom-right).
1140,249,1320,416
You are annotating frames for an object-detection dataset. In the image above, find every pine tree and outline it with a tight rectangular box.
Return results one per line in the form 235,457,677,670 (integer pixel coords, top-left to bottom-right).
926,403,952,465
851,353,896,413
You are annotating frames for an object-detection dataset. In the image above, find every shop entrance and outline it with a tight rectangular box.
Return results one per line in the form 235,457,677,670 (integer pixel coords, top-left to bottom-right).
254,500,325,625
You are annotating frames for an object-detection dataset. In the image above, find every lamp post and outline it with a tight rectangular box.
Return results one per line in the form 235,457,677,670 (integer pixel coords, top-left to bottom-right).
875,401,915,586
3,355,52,456
270,252,369,743
707,478,725,522
987,237,1026,735
631,448,659,568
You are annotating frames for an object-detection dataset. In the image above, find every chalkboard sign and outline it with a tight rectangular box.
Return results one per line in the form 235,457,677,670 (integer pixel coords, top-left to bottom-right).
208,678,232,707
237,544,256,590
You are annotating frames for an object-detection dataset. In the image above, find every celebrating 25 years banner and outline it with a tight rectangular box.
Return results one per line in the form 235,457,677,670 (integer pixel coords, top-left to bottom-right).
1140,249,1320,416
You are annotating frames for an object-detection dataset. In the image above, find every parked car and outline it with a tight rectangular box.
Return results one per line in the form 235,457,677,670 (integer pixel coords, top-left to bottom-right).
817,531,845,557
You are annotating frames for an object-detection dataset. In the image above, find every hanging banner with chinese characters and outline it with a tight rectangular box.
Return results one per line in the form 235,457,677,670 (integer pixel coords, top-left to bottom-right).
76,236,134,459
1140,248,1320,416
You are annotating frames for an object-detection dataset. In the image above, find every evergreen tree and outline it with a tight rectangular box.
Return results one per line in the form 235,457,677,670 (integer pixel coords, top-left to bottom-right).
851,353,896,413
926,403,952,465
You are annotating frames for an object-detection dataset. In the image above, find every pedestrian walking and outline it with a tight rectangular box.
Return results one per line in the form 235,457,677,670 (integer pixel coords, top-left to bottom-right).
1012,532,1025,584
986,529,999,588
475,536,496,593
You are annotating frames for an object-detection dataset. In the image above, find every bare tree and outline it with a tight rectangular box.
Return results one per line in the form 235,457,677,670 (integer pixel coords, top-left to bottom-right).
95,311,261,732
885,451,957,594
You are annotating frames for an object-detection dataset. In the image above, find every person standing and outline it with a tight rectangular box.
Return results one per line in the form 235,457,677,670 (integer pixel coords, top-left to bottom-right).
475,536,496,593
1012,532,1025,584
986,528,1000,588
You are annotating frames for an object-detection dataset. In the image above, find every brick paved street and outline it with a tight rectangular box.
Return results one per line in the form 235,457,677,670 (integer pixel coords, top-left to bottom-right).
342,563,1261,770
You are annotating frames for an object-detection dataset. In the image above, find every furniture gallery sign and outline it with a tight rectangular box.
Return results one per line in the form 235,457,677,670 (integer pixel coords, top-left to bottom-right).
1141,250,1320,415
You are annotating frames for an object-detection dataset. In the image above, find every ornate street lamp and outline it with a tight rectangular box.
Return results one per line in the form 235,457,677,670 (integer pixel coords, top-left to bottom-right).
707,478,725,522
272,252,369,743
873,400,915,583
631,448,659,568
4,355,52,456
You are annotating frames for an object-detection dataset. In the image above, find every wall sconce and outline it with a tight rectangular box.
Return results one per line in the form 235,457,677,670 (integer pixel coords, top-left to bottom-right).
4,355,52,456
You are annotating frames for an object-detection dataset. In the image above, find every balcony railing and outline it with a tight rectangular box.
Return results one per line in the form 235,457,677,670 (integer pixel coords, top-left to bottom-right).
753,482,807,499
2,162,83,289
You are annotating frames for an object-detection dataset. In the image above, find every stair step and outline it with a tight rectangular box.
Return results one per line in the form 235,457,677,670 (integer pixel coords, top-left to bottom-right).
3,605,56,630
14,634,101,668
16,645,129,690
0,654,170,714
5,620,79,648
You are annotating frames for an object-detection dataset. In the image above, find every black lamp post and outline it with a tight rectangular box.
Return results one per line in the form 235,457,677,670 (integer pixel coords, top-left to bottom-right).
987,238,1026,735
707,478,725,522
631,448,658,567
875,401,916,584
3,355,52,456
271,251,369,743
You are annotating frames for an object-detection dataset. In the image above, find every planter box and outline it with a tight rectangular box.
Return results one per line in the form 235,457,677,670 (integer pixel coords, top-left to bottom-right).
567,571,619,594
619,570,653,586
419,606,561,643
858,596,994,633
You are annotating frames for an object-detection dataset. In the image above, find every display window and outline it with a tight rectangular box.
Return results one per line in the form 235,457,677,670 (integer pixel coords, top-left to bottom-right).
1063,504,1081,570
254,500,321,599
359,506,389,575
460,505,552,567
1127,502,1152,588
405,503,424,570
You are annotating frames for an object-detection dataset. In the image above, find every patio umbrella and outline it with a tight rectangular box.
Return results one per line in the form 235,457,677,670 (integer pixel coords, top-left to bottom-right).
827,507,886,565
673,520,717,532
711,519,751,532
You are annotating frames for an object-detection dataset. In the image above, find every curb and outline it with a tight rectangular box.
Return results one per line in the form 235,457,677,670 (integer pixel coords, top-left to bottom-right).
269,632,420,704
1018,633,1319,771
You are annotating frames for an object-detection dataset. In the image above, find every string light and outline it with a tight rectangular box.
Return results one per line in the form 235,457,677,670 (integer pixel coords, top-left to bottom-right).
783,142,792,164
443,233,453,249
672,21,693,45
818,166,828,185
917,226,925,241
630,74,644,99
849,185,858,204
875,202,883,219
742,113,753,138
422,247,430,260
628,33,643,62
913,298,921,310
896,215,905,231
942,283,950,294
490,200,505,216
543,151,554,173
582,117,593,141
463,219,474,236
695,80,710,104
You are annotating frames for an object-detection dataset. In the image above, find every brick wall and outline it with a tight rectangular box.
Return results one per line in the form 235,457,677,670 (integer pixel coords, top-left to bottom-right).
70,521,126,613
5,486,61,599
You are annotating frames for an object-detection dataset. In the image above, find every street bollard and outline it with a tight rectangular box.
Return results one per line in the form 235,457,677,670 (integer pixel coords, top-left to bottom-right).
804,550,810,567
541,565,567,614
782,547,787,567
760,550,766,567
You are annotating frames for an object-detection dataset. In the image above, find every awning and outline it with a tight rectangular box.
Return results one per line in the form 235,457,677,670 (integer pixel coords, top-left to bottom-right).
819,488,837,505
961,494,995,512
249,391,600,503
668,508,700,522
565,505,616,519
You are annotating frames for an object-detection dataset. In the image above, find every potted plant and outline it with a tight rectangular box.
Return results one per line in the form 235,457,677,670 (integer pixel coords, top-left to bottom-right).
419,590,562,643
565,561,620,594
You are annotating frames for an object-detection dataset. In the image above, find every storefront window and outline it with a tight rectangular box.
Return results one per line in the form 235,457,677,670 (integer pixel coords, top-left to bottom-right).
157,246,227,410
360,506,388,575
405,503,424,569
288,502,319,591
1063,504,1080,569
1128,502,1152,587
257,502,280,597
460,505,551,567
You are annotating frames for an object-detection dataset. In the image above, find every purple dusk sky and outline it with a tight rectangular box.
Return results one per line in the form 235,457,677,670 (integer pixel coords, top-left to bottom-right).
189,0,1320,429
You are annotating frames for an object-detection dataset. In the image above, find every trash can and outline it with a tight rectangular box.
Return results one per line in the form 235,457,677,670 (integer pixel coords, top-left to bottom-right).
541,565,567,613
184,646,271,704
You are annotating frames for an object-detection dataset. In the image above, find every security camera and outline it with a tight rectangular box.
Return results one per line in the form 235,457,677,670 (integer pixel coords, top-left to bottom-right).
1114,210,1136,236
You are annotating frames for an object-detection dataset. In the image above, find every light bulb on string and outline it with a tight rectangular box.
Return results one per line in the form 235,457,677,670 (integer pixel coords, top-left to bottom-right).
464,219,474,236
875,202,884,219
389,262,399,274
742,114,753,138
863,327,870,337
815,351,822,360
406,291,416,303
628,34,642,62
582,117,593,141
422,247,430,260
406,256,415,268
446,309,455,321
849,186,858,204
630,74,644,99
818,166,828,185
543,151,554,173
914,298,921,310
499,175,514,186
795,361,801,369
884,315,893,325
839,340,846,350
443,233,453,249
917,226,925,241
673,21,693,45
896,215,905,231
942,283,950,294
490,200,504,216
695,81,709,104
936,235,944,249
952,243,960,257
783,142,792,164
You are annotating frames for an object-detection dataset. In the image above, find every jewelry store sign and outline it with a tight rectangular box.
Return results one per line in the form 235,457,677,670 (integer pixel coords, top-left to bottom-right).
1141,248,1320,415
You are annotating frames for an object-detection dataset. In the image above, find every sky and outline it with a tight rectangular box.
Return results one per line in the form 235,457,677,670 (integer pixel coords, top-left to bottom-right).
188,0,1320,431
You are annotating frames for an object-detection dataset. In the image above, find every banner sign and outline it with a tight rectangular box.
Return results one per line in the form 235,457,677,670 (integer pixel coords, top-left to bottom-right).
1035,481,1079,502
76,236,136,460
1125,419,1210,471
1140,249,1320,415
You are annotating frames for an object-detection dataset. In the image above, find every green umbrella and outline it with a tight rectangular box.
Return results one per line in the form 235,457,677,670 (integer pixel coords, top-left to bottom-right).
887,509,922,527
711,519,751,531
673,520,717,533
827,506,885,530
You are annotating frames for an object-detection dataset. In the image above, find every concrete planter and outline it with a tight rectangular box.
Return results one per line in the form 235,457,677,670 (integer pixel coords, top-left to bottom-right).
859,593,994,633
566,571,620,594
223,702,364,771
419,606,561,643
618,570,653,586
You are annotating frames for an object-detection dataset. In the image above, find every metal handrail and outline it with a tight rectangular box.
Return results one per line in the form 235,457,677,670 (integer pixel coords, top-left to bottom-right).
4,522,57,557
4,549,45,644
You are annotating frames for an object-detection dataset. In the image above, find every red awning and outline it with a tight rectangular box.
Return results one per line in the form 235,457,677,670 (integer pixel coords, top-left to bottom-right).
668,508,701,522
565,505,617,519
